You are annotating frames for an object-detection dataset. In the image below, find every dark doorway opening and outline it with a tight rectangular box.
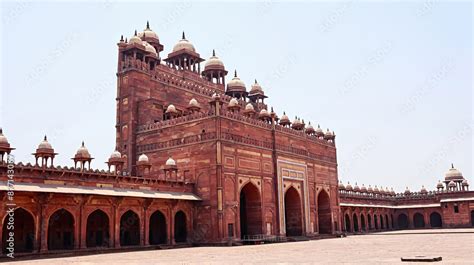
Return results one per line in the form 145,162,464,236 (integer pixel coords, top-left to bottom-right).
120,210,140,246
86,210,110,248
149,210,167,245
239,183,262,238
48,209,74,250
429,212,442,228
344,214,351,232
174,211,187,243
413,213,425,228
284,187,303,236
2,208,35,253
398,214,409,229
317,190,331,234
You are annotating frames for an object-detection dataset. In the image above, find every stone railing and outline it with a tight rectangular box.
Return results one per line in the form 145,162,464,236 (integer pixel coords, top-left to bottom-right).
137,112,212,133
221,110,273,130
221,132,273,150
137,132,217,153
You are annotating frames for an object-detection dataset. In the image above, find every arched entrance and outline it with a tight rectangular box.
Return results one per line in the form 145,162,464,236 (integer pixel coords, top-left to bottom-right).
48,209,74,250
344,214,351,232
174,211,187,243
353,213,359,232
380,215,384,229
374,215,378,229
360,214,366,232
120,210,140,246
2,208,34,253
471,211,474,227
397,214,409,229
429,212,442,228
284,187,303,236
149,210,167,245
385,215,389,229
368,215,372,230
86,209,110,248
239,183,262,238
317,190,331,234
413,213,425,228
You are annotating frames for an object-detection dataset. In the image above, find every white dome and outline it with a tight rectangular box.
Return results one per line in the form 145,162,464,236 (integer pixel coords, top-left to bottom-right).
260,109,269,116
110,150,121,159
166,104,177,113
345,182,353,191
315,124,323,134
166,157,176,166
143,41,157,55
205,50,224,69
138,153,149,162
420,186,427,193
367,185,373,193
227,71,246,91
245,103,255,111
189,98,199,108
404,187,411,194
306,123,314,130
250,80,264,94
437,181,444,188
172,32,195,52
139,22,159,40
445,164,463,180
129,30,142,45
325,129,334,137
229,98,239,107
280,112,289,122
38,136,52,150
361,185,367,192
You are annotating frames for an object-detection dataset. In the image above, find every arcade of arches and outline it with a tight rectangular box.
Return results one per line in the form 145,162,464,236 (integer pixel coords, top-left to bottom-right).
0,196,193,255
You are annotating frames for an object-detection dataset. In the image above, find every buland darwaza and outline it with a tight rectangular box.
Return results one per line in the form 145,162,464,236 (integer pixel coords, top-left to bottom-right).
0,22,472,257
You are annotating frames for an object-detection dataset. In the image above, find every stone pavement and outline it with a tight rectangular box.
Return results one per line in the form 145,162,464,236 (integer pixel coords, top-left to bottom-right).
9,229,474,264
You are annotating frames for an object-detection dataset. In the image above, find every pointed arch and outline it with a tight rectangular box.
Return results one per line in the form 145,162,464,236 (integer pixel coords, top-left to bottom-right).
2,208,35,253
317,190,331,234
86,209,110,248
239,182,262,238
284,186,303,236
48,209,75,250
149,210,167,245
174,210,187,243
120,210,140,246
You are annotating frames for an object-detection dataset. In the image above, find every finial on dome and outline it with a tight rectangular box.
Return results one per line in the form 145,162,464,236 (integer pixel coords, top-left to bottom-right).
451,163,454,169
283,111,286,115
120,35,124,41
182,31,186,40
44,135,47,141
0,128,2,134
146,20,150,29
81,141,85,147
125,37,128,43
255,79,258,84
271,106,274,112
318,124,321,128
134,30,137,36
234,70,237,77
212,49,215,56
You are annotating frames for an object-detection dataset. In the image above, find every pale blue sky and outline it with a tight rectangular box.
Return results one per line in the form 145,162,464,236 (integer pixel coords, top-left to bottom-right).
0,1,472,192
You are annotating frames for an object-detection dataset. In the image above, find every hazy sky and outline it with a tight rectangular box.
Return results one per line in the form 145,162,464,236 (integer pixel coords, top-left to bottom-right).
1,1,472,192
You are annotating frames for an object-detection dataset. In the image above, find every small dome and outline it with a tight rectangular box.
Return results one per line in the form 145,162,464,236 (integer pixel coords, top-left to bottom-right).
75,142,91,158
448,180,456,187
390,188,396,196
229,98,239,107
166,157,176,166
0,129,8,144
204,50,224,70
420,186,428,193
245,103,255,111
249,80,264,95
166,104,177,113
227,70,246,91
345,182,353,191
367,185,373,193
338,181,346,190
292,117,301,125
353,183,360,192
38,136,53,150
188,98,200,108
325,129,334,137
172,32,196,52
280,112,289,122
360,184,367,193
373,185,380,194
462,179,469,186
143,41,157,55
259,109,270,117
315,124,324,136
305,122,315,134
129,30,142,45
404,187,411,195
138,153,149,162
437,180,444,189
110,150,121,159
445,163,463,180
139,21,159,40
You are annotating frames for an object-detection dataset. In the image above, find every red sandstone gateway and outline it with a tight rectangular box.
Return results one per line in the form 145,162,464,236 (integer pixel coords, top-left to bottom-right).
0,22,473,257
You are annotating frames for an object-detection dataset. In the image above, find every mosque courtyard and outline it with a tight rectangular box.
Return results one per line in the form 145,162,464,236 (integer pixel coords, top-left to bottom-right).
8,229,474,264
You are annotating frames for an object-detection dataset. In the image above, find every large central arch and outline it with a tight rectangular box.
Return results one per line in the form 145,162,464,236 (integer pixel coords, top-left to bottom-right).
284,187,303,236
86,209,110,248
2,208,35,253
120,210,140,246
317,190,331,234
239,182,262,238
48,209,74,250
149,210,167,245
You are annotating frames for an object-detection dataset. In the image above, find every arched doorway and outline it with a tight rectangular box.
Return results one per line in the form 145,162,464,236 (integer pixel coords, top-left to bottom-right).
353,213,359,232
174,211,187,243
374,215,378,229
149,210,167,245
344,214,351,232
360,214,366,232
471,211,474,227
86,209,110,248
317,190,331,234
391,214,394,228
2,208,35,253
284,187,303,236
48,209,74,250
429,212,442,228
239,183,262,238
413,213,425,228
397,214,409,229
380,215,384,229
385,215,389,229
368,214,372,230
120,210,140,246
